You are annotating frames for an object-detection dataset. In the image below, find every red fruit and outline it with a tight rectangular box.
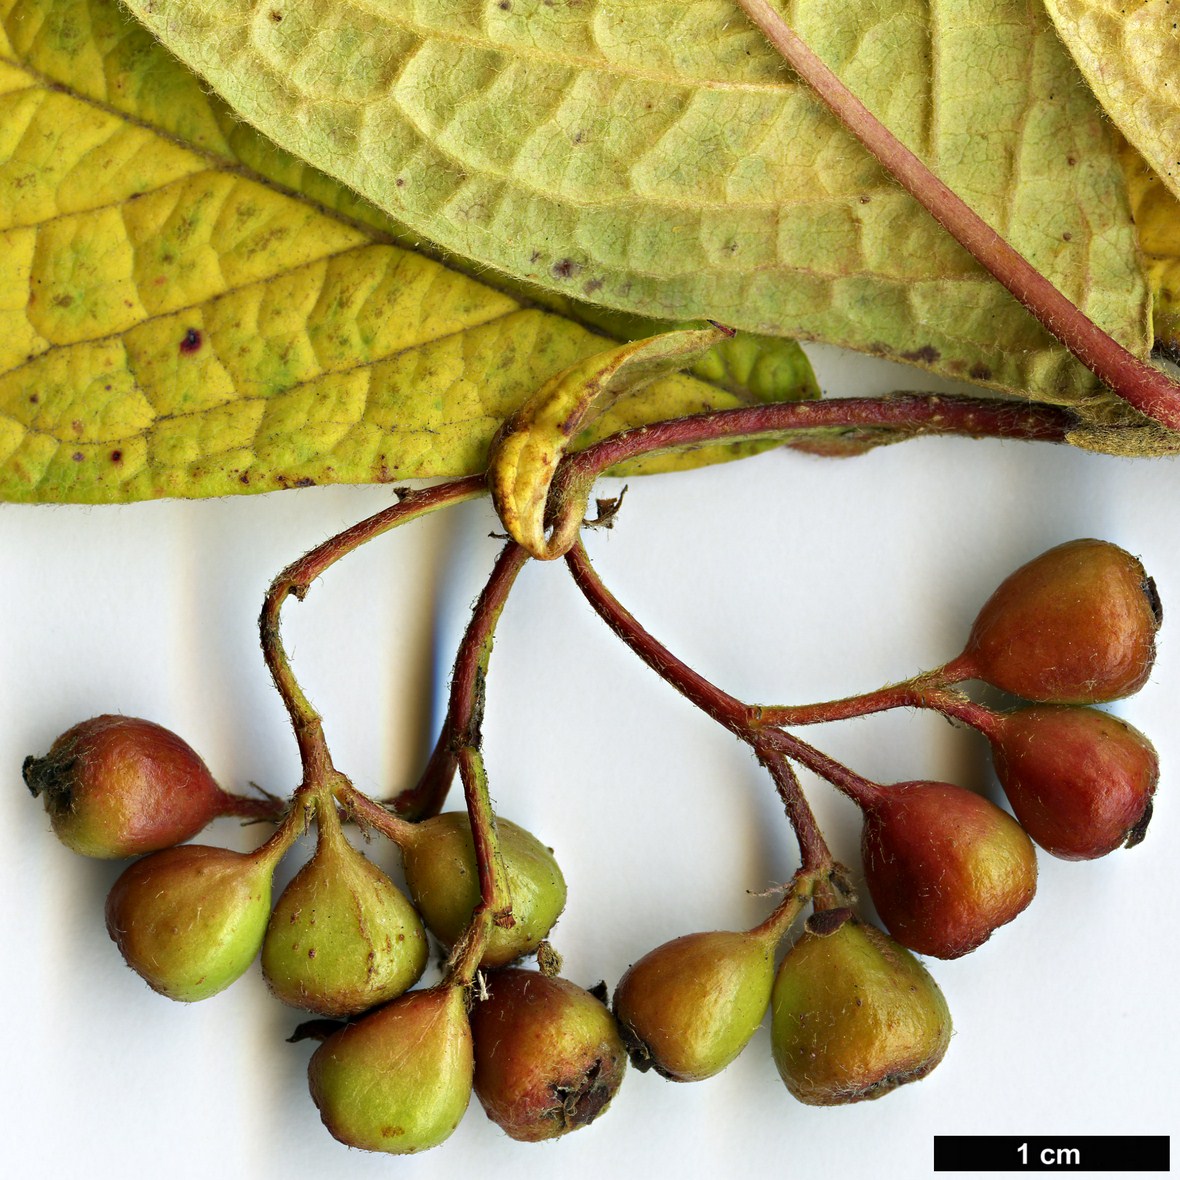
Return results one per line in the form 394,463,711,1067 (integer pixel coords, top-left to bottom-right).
24,715,277,858
471,969,626,1141
988,706,1158,859
861,781,1037,959
957,539,1159,703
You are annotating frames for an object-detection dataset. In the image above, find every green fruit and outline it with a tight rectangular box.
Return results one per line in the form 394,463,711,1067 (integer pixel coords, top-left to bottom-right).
308,984,473,1154
105,842,277,1001
771,916,952,1105
471,968,627,1141
398,813,566,968
613,929,775,1081
262,804,427,1017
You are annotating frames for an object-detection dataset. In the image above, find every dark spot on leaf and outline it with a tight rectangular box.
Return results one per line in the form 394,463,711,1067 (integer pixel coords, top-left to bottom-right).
867,341,889,355
1062,231,1072,241
239,472,250,484
180,328,202,354
572,130,585,144
583,277,604,294
307,948,316,958
860,194,871,204
72,420,83,434
395,176,405,187
28,394,38,404
498,0,510,8
901,345,940,364
269,8,283,19
293,477,316,487
110,450,122,462
72,452,83,462
51,294,74,308
1066,155,1077,166
968,363,992,381
529,250,541,264
552,258,580,280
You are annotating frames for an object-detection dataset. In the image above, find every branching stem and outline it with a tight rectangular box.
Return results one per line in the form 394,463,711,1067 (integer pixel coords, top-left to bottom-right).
564,535,844,868
259,476,485,788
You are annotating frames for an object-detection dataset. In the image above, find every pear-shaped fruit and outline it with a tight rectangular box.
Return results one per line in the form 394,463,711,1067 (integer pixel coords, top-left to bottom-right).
861,781,1037,959
105,842,278,1001
988,706,1158,859
613,929,776,1081
308,984,473,1154
771,916,952,1104
398,813,566,967
23,715,277,858
956,539,1159,703
262,805,427,1016
471,968,626,1141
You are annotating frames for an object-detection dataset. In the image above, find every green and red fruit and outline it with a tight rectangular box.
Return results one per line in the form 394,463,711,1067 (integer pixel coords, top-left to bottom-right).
398,813,566,968
470,968,627,1141
955,539,1159,703
861,781,1037,958
308,984,473,1154
24,714,277,858
262,803,427,1016
613,929,776,1081
105,841,279,1001
988,706,1158,859
771,913,952,1105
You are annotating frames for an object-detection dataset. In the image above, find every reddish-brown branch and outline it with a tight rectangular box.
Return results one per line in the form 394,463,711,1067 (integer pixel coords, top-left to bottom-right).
564,395,1076,489
564,536,849,861
733,0,1180,431
391,541,530,818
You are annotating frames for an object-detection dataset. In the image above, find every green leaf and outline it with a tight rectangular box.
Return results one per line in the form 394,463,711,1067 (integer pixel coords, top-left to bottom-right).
0,0,817,503
491,326,728,558
118,0,1150,405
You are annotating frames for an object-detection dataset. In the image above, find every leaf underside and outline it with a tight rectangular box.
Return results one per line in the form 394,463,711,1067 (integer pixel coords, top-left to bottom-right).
119,0,1151,407
1117,140,1180,361
1043,0,1180,205
0,0,818,503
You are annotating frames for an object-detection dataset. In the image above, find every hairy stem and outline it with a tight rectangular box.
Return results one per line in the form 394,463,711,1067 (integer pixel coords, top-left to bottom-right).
563,395,1076,495
565,535,840,866
734,0,1180,430
391,542,530,818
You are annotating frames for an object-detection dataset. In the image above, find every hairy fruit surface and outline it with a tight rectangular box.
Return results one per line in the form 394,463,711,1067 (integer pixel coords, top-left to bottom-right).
308,984,473,1154
613,929,775,1081
960,539,1159,703
861,781,1037,958
23,715,251,858
105,843,276,1001
399,813,566,967
771,917,952,1104
471,968,627,1141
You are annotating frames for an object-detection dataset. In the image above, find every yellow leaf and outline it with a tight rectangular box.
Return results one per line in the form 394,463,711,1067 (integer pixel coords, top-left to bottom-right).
117,0,1150,403
0,0,817,503
1043,0,1180,202
1118,137,1180,359
491,327,727,559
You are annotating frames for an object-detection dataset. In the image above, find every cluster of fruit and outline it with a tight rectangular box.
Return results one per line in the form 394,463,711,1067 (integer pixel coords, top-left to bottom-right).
22,535,1160,1154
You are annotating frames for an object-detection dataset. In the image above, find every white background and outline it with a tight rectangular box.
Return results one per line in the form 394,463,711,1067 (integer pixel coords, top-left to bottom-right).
1,345,1176,1180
